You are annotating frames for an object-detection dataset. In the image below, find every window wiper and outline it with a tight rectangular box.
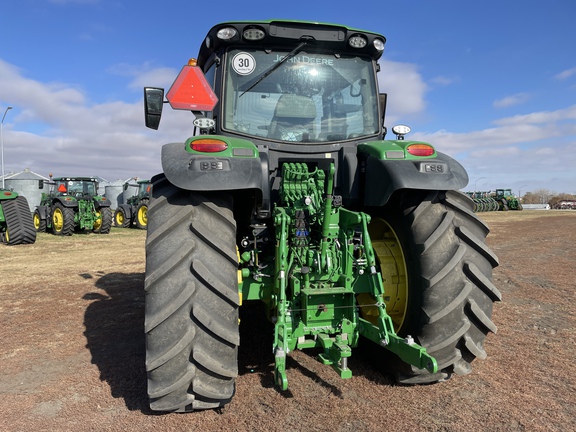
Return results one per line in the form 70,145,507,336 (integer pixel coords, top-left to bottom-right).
240,38,310,97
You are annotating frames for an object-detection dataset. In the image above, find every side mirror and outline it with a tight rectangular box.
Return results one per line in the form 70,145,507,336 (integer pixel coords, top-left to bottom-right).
379,93,388,138
144,87,165,130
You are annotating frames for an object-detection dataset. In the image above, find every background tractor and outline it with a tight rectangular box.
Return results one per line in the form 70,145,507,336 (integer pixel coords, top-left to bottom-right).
114,179,151,229
33,176,112,235
493,188,523,211
142,20,500,412
0,189,36,245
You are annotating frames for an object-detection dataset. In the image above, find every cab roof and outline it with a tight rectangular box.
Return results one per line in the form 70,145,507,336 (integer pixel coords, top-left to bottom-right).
197,19,386,68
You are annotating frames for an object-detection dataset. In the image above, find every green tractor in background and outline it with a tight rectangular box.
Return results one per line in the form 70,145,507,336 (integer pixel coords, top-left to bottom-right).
33,176,113,235
114,179,151,229
0,189,36,245
142,20,501,412
493,188,523,211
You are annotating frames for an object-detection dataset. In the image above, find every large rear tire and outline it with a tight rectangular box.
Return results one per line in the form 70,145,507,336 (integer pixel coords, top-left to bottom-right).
52,203,75,236
114,208,130,228
144,174,239,412
1,196,37,245
33,209,47,233
93,207,112,234
365,190,501,383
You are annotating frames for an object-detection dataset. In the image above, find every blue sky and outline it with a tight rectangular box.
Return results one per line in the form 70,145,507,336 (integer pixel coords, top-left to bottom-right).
1,0,575,195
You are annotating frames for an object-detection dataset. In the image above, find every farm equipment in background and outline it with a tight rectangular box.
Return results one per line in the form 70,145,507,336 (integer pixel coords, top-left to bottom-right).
465,191,499,212
553,200,576,209
0,189,36,245
114,179,151,229
493,188,523,211
142,19,500,412
33,177,112,235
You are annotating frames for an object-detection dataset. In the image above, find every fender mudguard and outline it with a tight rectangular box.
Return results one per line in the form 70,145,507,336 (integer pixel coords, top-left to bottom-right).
363,151,469,206
117,203,134,218
161,142,265,192
35,205,49,220
54,197,79,208
94,197,112,208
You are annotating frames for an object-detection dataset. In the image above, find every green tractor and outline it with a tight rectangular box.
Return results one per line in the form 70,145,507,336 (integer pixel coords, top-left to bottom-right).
114,179,151,229
33,177,113,235
493,188,522,211
0,189,36,245
143,20,501,412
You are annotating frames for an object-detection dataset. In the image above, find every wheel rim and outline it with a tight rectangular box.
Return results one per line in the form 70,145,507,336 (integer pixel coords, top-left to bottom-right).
93,210,102,231
358,217,408,332
33,212,41,230
53,208,64,232
115,211,124,226
138,205,147,226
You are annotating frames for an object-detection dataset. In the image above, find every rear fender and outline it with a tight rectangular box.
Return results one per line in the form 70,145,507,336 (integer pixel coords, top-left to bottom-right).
35,205,49,220
362,151,468,206
117,203,134,218
0,190,20,201
161,138,265,193
54,197,79,208
93,197,112,209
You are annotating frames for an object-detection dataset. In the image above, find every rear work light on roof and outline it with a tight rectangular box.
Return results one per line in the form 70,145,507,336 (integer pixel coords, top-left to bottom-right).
190,139,228,153
373,38,385,52
217,27,237,40
407,143,435,157
243,27,265,41
348,34,367,48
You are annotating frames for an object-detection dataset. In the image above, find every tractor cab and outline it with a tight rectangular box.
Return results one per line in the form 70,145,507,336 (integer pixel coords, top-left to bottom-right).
146,21,387,148
53,177,98,198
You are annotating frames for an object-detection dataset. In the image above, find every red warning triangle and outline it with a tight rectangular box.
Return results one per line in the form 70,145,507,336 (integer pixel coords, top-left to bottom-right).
166,66,218,111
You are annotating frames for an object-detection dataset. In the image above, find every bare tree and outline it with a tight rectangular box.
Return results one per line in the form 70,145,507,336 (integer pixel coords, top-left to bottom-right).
523,189,555,204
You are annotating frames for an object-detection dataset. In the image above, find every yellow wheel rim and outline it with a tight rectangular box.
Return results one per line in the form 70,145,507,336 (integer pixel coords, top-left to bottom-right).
115,211,124,226
358,217,408,332
53,208,64,232
93,210,102,231
33,213,41,230
138,205,147,226
5,229,9,243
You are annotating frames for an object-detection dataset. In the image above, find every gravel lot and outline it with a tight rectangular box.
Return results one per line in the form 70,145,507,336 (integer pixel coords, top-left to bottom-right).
1,210,574,431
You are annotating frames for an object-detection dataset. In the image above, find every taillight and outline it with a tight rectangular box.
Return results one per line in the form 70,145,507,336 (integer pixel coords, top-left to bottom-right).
407,143,435,157
190,139,228,153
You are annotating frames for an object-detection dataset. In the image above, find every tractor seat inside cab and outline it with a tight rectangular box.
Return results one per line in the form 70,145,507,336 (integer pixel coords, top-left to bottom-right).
269,94,317,142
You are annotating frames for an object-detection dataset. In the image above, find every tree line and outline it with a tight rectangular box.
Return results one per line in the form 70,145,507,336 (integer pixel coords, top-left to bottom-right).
522,189,576,206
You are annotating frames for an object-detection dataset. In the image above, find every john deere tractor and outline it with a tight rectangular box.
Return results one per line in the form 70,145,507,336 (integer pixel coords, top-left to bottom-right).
0,189,36,245
33,177,112,235
143,20,501,412
114,179,151,229
493,188,523,211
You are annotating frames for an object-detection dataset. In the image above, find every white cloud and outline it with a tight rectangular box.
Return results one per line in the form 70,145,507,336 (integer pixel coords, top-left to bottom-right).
107,62,180,91
377,59,427,123
0,58,192,181
554,67,576,80
493,92,531,108
411,105,576,193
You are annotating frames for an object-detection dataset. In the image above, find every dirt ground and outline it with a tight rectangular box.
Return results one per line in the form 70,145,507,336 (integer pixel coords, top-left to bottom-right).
1,210,575,432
